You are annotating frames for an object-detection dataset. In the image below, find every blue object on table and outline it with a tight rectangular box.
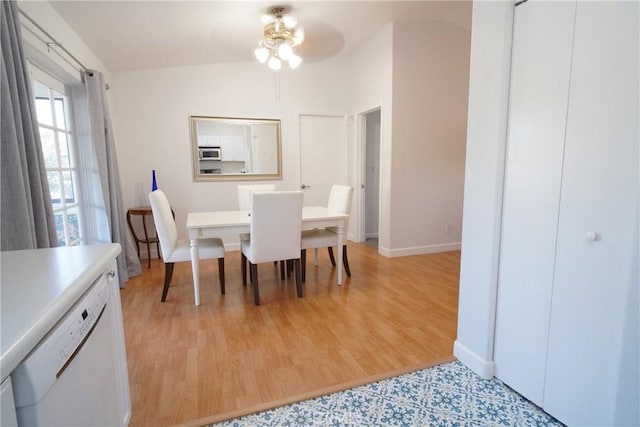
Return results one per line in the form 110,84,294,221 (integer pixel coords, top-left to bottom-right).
152,170,158,191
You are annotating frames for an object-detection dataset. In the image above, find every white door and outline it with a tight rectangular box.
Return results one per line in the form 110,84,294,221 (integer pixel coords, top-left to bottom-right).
543,2,639,424
494,0,575,405
299,114,348,206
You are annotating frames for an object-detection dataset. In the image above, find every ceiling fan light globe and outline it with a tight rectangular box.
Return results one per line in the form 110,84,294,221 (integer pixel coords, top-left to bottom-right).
283,15,297,29
268,56,282,70
277,43,293,60
254,47,269,63
288,54,302,69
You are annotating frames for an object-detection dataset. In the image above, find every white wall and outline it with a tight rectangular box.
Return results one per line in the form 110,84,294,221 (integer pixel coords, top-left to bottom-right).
111,59,351,244
349,23,393,250
454,1,514,378
348,20,471,257
390,21,470,257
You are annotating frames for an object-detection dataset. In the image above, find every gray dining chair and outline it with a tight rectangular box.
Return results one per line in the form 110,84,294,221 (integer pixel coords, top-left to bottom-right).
240,191,303,305
149,190,225,302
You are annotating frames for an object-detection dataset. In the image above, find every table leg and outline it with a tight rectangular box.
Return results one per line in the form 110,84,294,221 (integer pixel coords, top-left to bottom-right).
336,223,344,285
141,215,151,268
190,238,200,306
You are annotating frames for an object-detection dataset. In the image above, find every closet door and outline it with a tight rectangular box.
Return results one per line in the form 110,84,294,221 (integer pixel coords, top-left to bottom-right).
493,0,575,405
543,2,639,425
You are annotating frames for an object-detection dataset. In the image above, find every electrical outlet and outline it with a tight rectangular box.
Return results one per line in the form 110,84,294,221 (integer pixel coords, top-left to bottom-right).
445,223,452,233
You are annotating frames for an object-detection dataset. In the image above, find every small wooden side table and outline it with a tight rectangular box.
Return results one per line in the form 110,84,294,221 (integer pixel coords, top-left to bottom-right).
126,206,161,268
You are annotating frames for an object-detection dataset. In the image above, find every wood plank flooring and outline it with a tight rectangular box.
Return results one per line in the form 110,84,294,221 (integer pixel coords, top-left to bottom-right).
119,243,460,426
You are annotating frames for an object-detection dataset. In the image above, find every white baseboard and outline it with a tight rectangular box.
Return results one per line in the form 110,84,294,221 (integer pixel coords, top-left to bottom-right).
453,340,495,380
224,242,241,252
383,242,461,258
378,246,392,257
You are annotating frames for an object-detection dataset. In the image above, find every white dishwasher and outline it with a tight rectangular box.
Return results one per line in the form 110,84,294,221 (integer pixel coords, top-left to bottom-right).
11,269,128,426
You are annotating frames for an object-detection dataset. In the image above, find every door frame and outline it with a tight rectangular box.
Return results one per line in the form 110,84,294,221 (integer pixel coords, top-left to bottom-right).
355,105,382,244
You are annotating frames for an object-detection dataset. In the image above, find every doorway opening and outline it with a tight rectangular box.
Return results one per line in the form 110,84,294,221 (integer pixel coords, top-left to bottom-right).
362,108,381,249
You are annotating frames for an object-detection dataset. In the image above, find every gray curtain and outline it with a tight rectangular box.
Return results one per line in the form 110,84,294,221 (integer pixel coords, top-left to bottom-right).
84,71,141,285
1,0,57,250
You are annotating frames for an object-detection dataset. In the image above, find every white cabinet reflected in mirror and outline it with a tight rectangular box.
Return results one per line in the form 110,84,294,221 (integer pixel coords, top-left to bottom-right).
190,116,282,181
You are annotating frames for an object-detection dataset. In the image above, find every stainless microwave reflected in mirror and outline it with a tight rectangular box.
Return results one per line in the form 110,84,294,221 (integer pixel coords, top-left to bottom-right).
190,116,282,181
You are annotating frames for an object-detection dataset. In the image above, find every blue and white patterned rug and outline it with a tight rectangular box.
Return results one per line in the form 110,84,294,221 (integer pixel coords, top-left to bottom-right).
215,361,563,426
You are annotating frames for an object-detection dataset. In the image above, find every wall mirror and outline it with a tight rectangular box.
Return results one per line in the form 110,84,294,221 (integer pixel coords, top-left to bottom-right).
190,116,282,181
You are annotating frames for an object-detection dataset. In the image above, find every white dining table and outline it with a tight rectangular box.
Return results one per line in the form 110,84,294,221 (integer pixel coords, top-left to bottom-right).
186,206,349,306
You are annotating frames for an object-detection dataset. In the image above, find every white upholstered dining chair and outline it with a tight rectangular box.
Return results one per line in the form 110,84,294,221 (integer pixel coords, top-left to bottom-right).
149,190,226,302
236,184,276,243
237,184,276,210
240,191,303,305
237,184,287,279
300,185,353,282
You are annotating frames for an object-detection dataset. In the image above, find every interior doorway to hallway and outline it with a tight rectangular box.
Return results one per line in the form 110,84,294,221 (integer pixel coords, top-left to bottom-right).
363,108,381,249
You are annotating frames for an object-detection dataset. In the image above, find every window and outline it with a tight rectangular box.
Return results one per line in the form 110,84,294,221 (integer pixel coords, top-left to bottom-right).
31,70,84,246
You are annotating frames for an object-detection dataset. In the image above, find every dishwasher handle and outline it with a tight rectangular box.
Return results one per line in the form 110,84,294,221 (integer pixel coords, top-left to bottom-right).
56,304,106,378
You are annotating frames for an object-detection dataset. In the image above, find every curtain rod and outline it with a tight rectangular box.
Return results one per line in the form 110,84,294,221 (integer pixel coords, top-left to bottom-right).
18,7,92,76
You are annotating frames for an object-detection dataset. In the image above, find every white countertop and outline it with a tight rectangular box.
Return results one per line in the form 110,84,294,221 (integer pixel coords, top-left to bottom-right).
0,244,121,380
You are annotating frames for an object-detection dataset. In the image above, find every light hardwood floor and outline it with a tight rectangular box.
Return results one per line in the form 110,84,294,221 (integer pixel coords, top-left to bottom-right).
119,243,460,426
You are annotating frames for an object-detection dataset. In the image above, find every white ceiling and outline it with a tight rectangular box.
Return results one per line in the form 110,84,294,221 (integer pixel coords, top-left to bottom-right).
49,1,472,72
